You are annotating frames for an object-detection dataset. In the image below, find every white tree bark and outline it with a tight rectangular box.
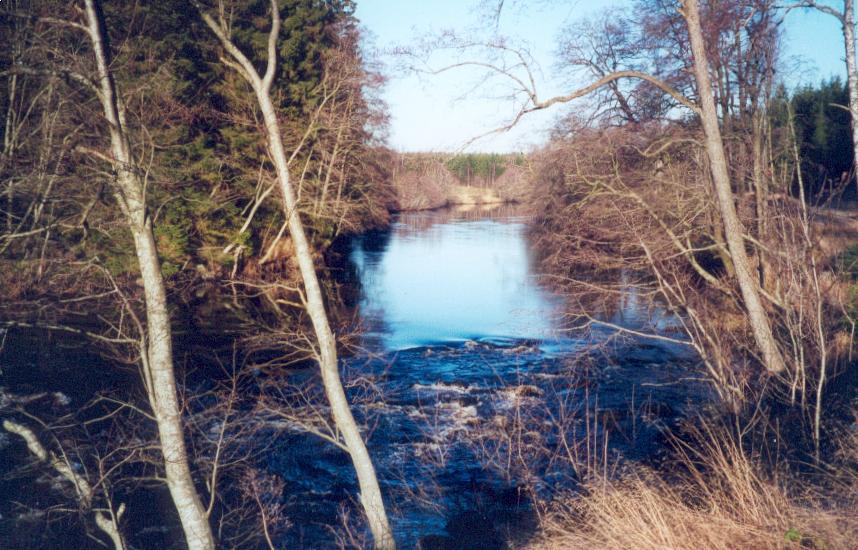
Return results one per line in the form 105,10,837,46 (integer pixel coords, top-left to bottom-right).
682,0,786,374
82,2,215,549
3,419,127,550
258,79,395,550
195,2,395,548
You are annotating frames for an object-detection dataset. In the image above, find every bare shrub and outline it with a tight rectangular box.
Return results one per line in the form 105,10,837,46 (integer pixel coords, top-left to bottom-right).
529,121,852,437
391,153,458,211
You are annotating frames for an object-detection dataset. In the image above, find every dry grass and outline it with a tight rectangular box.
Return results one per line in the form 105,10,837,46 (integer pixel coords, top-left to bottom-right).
527,427,858,550
446,184,505,206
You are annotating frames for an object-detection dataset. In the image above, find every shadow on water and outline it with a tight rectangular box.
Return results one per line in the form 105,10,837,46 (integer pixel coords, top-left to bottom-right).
0,328,186,550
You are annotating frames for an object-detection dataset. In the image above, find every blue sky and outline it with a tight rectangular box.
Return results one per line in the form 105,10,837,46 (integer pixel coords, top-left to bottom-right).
355,0,848,152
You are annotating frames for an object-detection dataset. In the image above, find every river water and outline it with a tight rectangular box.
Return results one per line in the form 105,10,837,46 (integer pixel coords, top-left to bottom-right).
274,206,708,548
352,206,563,349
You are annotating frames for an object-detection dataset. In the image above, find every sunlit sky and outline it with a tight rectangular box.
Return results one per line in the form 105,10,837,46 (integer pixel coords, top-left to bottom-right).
354,0,847,152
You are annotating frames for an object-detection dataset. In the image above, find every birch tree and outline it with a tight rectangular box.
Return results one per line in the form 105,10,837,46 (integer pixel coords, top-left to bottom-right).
79,2,215,548
679,0,786,374
193,1,395,547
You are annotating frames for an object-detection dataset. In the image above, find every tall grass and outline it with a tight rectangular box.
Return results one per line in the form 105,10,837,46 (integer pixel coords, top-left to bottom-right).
528,423,858,550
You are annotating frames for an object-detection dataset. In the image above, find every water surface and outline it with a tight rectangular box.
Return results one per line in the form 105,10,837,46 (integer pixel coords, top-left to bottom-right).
274,206,706,548
351,206,563,350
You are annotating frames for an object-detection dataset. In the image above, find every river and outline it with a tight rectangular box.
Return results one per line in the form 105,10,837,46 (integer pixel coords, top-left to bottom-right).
273,205,707,548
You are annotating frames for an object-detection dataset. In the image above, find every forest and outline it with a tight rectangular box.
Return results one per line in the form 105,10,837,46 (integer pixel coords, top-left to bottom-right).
1,0,858,549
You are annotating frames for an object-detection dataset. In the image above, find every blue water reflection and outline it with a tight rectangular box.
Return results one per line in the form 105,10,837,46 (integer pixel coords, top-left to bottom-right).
351,207,563,350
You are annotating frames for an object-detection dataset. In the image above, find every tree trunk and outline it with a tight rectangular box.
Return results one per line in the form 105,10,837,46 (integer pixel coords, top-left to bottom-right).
3,419,128,550
752,112,771,289
196,3,395,547
83,2,215,549
842,0,858,197
682,0,786,374
258,89,395,550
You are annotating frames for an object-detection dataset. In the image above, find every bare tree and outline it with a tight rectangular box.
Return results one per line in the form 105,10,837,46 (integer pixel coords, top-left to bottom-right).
1,2,218,546
193,2,395,547
680,0,786,374
77,2,215,548
556,8,661,125
412,20,785,375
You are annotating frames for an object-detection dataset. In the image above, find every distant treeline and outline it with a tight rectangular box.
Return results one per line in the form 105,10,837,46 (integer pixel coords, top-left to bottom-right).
389,152,532,210
446,154,506,184
394,152,527,185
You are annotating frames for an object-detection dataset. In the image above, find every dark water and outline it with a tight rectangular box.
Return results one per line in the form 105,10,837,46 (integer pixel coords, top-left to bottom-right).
275,206,708,548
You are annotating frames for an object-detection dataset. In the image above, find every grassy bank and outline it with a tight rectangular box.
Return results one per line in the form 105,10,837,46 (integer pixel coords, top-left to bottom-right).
530,425,858,550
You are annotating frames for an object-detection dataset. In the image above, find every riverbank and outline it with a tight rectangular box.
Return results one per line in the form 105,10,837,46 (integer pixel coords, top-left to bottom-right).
4,199,857,549
516,127,858,550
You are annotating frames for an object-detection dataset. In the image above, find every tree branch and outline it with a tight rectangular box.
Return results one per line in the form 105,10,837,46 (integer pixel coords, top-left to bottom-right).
193,1,263,88
3,419,127,550
0,67,102,101
535,70,699,115
779,1,844,21
261,0,280,93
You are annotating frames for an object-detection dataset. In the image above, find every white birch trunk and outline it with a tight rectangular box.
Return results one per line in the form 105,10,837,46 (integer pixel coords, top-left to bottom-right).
196,3,395,547
82,2,215,548
259,91,395,550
